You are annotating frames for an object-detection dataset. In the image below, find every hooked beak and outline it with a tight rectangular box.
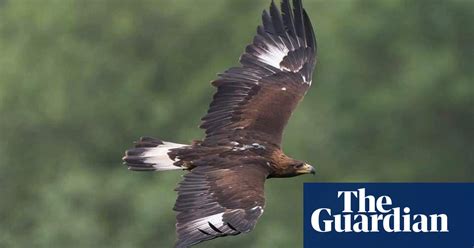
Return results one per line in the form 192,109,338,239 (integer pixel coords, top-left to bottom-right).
298,163,315,175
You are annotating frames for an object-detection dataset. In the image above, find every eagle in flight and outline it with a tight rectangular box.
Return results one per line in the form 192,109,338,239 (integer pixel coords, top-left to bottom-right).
123,0,317,247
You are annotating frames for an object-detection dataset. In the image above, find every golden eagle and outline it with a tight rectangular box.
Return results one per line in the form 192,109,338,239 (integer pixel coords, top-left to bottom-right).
123,0,317,247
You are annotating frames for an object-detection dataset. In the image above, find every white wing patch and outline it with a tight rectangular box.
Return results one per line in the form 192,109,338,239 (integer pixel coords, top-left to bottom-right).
302,75,312,85
189,213,225,235
141,141,186,171
256,42,289,69
251,206,264,213
255,39,312,79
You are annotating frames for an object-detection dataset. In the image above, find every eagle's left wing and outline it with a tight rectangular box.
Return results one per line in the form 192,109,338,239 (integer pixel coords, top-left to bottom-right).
201,0,317,147
173,162,269,248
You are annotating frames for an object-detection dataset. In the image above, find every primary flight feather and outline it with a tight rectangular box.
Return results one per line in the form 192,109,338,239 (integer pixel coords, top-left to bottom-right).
123,0,317,247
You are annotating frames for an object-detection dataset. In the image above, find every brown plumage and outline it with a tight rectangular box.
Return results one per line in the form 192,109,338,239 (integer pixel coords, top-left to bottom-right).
122,0,317,247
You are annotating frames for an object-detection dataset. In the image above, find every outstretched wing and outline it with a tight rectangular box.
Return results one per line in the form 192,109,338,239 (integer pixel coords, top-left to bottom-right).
174,162,269,248
201,0,317,147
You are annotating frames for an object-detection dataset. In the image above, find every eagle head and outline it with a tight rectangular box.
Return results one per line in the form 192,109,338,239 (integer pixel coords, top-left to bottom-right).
293,161,316,176
269,157,315,178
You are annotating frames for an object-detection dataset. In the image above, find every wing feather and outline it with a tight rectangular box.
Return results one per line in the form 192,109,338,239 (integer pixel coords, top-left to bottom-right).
270,1,286,36
174,162,269,248
201,0,317,147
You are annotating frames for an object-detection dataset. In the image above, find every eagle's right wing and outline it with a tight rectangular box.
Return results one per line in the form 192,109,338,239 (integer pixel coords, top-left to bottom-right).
200,0,317,147
173,162,269,248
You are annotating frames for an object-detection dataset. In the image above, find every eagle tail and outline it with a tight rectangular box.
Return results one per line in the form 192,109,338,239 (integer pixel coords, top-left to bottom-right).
122,137,187,171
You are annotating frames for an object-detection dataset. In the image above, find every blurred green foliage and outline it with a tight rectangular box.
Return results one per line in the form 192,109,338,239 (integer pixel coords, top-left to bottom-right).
0,0,473,247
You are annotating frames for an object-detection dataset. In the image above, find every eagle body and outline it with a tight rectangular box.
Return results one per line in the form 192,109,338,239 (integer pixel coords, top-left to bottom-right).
123,0,317,247
170,139,311,178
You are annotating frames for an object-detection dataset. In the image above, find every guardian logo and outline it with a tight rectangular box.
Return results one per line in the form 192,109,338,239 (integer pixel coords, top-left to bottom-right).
311,188,448,233
303,183,474,248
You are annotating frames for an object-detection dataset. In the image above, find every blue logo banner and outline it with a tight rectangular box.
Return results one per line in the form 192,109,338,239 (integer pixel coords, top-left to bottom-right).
303,183,474,248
